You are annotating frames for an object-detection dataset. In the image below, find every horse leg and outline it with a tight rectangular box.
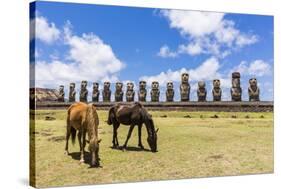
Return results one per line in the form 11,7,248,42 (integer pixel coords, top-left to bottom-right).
112,123,120,148
138,124,144,149
78,131,84,163
123,124,135,150
64,125,71,155
114,123,120,148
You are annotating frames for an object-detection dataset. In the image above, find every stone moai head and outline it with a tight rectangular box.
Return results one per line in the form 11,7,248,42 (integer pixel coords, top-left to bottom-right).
151,81,160,102
104,81,110,90
93,82,99,90
248,78,260,101
232,72,241,88
103,81,111,102
139,81,146,89
181,73,189,83
81,80,87,89
127,82,134,90
80,81,88,102
231,72,242,101
213,79,220,88
212,79,221,101
58,85,65,102
116,82,123,91
197,81,207,102
152,81,159,90
138,81,147,102
69,83,76,102
166,82,174,102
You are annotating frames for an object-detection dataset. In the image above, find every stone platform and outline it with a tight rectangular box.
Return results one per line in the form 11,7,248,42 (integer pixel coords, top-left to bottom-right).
35,101,273,112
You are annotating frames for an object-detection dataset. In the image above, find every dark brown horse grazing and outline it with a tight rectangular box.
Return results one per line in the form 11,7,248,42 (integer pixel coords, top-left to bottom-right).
107,102,158,152
65,102,101,167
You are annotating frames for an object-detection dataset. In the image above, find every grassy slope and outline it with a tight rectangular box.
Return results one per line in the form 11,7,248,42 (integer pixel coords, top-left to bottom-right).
31,110,273,187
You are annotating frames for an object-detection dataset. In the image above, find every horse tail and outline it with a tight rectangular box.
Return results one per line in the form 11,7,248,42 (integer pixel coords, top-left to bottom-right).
107,106,115,125
70,127,76,145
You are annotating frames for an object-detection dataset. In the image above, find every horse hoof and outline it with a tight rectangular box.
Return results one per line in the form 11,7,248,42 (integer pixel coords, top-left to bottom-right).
64,151,69,155
138,145,144,149
79,159,85,163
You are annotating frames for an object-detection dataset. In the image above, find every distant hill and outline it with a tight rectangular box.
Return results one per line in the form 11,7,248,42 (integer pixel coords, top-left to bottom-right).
30,88,60,102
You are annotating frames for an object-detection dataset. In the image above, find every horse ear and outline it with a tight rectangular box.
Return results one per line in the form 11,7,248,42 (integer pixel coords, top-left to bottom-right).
98,139,102,143
156,128,159,133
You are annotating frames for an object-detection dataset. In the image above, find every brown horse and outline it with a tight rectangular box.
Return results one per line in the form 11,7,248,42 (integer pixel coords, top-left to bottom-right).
65,102,101,167
107,102,158,152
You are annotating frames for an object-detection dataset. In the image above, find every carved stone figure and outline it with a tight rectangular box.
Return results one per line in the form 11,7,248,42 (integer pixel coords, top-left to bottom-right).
166,82,174,102
138,81,147,102
150,81,160,102
115,82,123,102
231,72,242,101
180,73,190,101
58,85,65,102
92,82,99,102
68,83,76,102
126,82,135,102
79,80,88,102
248,78,260,101
212,79,221,101
197,81,207,102
102,81,111,102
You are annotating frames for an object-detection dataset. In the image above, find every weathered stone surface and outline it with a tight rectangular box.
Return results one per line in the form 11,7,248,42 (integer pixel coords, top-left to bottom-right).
126,82,135,102
248,78,260,101
151,81,160,102
103,82,111,102
79,80,88,102
138,81,147,102
231,72,242,101
197,81,207,102
180,73,190,101
166,82,174,102
69,83,76,102
115,82,123,102
212,79,222,101
92,82,99,102
58,85,65,102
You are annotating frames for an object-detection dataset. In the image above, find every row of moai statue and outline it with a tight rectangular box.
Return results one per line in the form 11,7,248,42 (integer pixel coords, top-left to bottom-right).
57,72,260,102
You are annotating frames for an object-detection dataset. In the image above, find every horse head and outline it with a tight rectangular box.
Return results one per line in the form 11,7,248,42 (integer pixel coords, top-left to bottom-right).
145,113,159,152
88,138,102,167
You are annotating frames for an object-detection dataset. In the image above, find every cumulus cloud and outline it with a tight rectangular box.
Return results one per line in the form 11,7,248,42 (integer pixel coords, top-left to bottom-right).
231,60,271,77
31,14,60,44
157,45,178,58
35,21,125,88
157,10,258,58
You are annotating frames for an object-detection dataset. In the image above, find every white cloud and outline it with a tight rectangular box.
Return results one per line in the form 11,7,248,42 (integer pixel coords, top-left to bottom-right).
140,57,220,86
231,60,271,77
158,10,258,58
32,15,60,44
35,21,125,88
157,45,178,58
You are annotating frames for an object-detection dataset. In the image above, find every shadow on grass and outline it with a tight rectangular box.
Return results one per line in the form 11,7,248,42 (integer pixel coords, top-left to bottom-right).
68,151,102,168
110,146,150,152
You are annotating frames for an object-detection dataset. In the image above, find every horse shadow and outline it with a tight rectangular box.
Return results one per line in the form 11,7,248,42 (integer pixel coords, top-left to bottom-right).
68,151,102,168
110,146,150,152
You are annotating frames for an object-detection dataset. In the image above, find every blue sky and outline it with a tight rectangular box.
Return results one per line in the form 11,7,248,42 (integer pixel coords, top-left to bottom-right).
30,1,274,101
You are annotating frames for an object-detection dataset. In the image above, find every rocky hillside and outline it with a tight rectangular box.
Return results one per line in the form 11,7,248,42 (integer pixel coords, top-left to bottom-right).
30,88,60,102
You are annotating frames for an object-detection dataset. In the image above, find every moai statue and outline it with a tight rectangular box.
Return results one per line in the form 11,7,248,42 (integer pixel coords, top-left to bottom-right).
150,81,160,102
102,81,111,102
248,78,260,101
197,81,207,102
212,79,222,101
92,82,99,102
126,82,135,102
58,85,65,102
68,83,76,102
231,72,242,101
180,73,190,101
79,80,88,102
166,82,174,102
138,81,147,102
115,82,123,102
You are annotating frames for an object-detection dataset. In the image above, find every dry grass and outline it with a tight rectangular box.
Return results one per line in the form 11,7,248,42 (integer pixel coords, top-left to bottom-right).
30,110,273,188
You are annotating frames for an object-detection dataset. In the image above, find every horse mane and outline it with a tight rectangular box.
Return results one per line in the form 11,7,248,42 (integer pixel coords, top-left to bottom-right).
86,104,99,141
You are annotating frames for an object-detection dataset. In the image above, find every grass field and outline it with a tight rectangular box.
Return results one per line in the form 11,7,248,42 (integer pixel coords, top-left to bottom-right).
30,110,273,188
